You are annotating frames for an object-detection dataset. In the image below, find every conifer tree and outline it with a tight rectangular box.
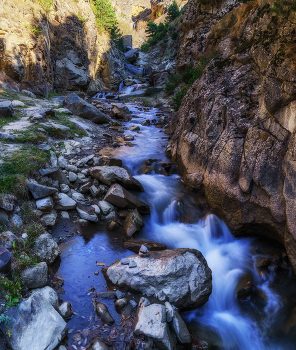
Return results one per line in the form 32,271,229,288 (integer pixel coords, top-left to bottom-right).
92,0,117,31
166,1,180,22
145,21,158,37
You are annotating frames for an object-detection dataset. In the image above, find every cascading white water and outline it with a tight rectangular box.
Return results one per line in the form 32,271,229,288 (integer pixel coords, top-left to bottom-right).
93,92,106,99
118,81,124,91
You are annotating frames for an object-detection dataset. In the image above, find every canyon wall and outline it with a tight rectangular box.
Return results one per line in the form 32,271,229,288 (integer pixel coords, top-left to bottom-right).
167,0,296,271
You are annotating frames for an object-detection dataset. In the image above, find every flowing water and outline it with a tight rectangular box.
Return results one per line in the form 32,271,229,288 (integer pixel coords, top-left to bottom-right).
55,103,296,349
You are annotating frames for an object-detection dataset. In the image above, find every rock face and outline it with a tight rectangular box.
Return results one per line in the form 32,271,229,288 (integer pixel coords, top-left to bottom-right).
7,291,67,350
90,166,144,191
167,0,296,273
103,248,212,310
63,93,110,124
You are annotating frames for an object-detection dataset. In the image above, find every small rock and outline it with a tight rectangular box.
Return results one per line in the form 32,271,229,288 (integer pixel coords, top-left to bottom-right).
61,211,70,220
0,194,16,212
58,156,68,169
123,209,144,238
35,233,60,265
115,298,128,311
98,201,114,215
139,244,150,257
124,135,134,141
60,184,70,193
12,100,25,107
0,246,11,273
28,182,58,200
130,125,140,131
0,231,18,249
30,286,59,310
22,233,28,239
129,300,137,308
55,193,76,210
94,271,99,275
11,214,22,227
58,301,73,318
92,205,101,216
95,302,114,324
21,89,36,98
116,290,125,299
21,262,48,289
129,260,137,268
0,132,14,140
90,185,100,197
88,339,110,350
69,171,78,182
0,101,14,117
41,210,58,226
77,207,98,222
66,164,78,172
108,221,119,231
120,258,130,265
36,197,54,212
72,192,85,202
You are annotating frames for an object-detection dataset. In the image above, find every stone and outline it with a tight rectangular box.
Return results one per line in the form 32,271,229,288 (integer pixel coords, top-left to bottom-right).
111,103,131,119
124,49,139,63
62,93,110,124
72,192,85,202
58,301,73,318
123,209,144,238
39,167,60,177
103,249,212,310
95,302,114,324
0,100,14,117
165,302,191,344
12,100,25,107
115,298,128,311
77,154,94,167
60,184,70,193
121,258,130,265
236,273,253,299
123,240,167,253
35,233,61,265
49,169,69,185
59,346,67,350
36,197,54,212
88,339,110,350
55,58,90,90
115,290,125,299
108,221,120,231
11,214,22,227
98,201,114,215
30,286,59,310
61,211,70,220
134,303,175,350
21,90,36,98
55,193,76,210
129,260,137,268
66,164,78,172
21,262,48,289
28,182,58,200
0,246,11,273
41,210,57,226
0,231,18,249
90,166,143,191
104,184,150,215
129,300,137,308
90,185,100,197
100,156,123,167
58,156,68,169
77,207,98,222
0,194,16,212
7,291,67,350
124,135,134,141
69,171,78,182
130,125,140,131
0,132,14,140
92,205,101,216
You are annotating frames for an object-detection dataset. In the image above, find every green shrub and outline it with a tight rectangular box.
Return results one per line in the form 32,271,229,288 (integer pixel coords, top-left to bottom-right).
111,25,125,51
172,31,178,40
30,26,42,36
270,0,296,15
77,13,88,23
166,1,180,22
141,43,150,52
165,73,182,93
172,86,189,111
37,0,53,11
91,0,117,31
146,21,158,37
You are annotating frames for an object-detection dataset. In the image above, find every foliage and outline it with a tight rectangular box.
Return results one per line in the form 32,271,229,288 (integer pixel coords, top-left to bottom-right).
172,31,178,40
37,0,53,12
30,26,42,36
0,314,10,325
0,147,50,197
166,1,180,22
165,73,182,93
270,0,296,14
111,25,125,52
0,277,22,299
145,21,158,37
141,43,150,52
91,0,117,31
77,13,88,24
172,86,189,111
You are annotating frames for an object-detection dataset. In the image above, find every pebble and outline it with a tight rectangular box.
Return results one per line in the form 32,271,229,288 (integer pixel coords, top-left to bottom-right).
129,260,137,268
94,271,99,275
129,300,137,308
121,258,130,265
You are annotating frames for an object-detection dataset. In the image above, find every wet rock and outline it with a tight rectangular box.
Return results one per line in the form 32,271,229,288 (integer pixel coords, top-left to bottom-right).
165,302,191,344
111,103,131,119
236,273,253,299
0,100,14,117
130,125,140,131
100,156,122,167
95,302,115,324
123,209,144,238
104,184,150,215
0,231,18,249
176,200,202,224
28,182,58,199
36,197,54,212
124,135,134,141
115,290,125,299
55,193,76,210
58,301,73,318
115,298,128,312
283,306,296,335
87,338,110,350
108,221,120,231
255,257,271,268
35,233,60,265
77,207,98,222
30,286,59,310
134,303,176,350
183,173,204,191
0,194,16,212
98,201,114,215
90,166,143,191
129,300,137,308
21,262,48,289
41,210,57,226
0,246,11,273
72,191,85,202
123,240,167,253
139,245,150,258
60,184,70,193
11,214,22,227
102,210,117,222
119,210,129,219
63,93,110,124
90,185,100,197
125,49,139,63
7,291,67,350
103,249,212,310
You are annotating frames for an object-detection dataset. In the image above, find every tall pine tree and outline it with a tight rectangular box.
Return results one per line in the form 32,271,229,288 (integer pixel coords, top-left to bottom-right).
166,1,180,22
92,0,117,31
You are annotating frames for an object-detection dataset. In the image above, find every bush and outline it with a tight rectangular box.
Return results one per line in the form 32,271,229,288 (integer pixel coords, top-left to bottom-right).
172,86,189,111
165,73,182,93
141,43,150,52
166,1,180,22
172,31,178,40
146,21,158,37
91,0,117,31
111,25,125,52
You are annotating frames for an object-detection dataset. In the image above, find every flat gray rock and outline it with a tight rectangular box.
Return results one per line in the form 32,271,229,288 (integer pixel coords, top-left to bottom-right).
21,262,48,289
28,182,58,200
54,193,76,210
35,233,60,265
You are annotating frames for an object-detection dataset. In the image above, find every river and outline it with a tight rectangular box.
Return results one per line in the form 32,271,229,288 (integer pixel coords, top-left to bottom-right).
54,103,296,349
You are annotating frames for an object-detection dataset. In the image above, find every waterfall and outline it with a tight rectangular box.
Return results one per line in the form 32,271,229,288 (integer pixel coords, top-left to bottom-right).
118,81,124,91
92,92,106,99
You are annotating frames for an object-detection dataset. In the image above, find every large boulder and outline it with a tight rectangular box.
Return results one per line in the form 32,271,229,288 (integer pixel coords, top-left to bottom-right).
0,246,11,273
123,209,144,237
0,100,14,117
34,233,61,265
135,301,176,350
89,166,143,191
7,291,67,350
124,49,139,64
104,184,150,215
102,248,212,310
62,93,110,124
28,182,58,200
